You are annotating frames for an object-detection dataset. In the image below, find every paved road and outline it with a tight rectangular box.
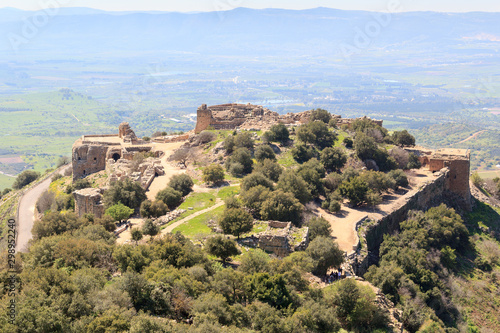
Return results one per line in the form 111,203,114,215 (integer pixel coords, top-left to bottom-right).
16,166,70,252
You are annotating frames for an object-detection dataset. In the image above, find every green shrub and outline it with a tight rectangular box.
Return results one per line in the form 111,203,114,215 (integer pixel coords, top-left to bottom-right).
13,170,41,189
307,217,332,241
168,174,194,196
202,164,225,185
277,170,312,204
219,208,253,239
260,190,303,225
265,123,290,144
388,169,409,188
103,178,146,209
310,108,331,124
471,172,483,188
254,159,283,182
106,203,134,222
156,187,183,210
291,143,318,163
226,148,253,176
241,172,273,192
254,145,276,162
338,177,368,207
205,235,240,264
74,178,91,190
320,147,347,172
343,137,353,148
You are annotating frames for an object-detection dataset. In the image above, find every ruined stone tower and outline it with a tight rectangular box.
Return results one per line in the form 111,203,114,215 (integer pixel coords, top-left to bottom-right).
411,148,472,211
73,188,105,219
195,104,213,133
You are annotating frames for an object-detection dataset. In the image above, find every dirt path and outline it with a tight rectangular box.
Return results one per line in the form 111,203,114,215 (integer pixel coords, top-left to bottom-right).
162,198,224,234
146,141,186,200
115,218,145,245
309,203,366,253
308,169,437,254
457,130,486,144
16,165,70,252
117,198,224,244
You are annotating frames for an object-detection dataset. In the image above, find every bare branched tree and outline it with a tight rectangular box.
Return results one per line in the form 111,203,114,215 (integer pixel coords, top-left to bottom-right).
169,147,192,167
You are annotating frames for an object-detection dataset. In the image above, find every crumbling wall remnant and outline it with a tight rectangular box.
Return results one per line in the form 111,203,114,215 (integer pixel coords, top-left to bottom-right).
72,144,109,181
237,221,309,257
118,122,139,144
73,188,105,219
194,103,383,134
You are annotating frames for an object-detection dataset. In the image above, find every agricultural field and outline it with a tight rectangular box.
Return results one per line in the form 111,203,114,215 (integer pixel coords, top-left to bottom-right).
0,89,193,177
0,174,14,190
0,90,116,174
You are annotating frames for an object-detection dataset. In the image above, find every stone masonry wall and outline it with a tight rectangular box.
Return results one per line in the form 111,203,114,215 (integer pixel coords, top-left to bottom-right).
73,188,105,219
446,159,471,211
72,142,109,181
195,105,213,133
352,169,449,276
258,234,291,257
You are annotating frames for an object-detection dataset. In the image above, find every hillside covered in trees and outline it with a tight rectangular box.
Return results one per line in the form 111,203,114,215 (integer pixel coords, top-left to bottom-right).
1,109,500,332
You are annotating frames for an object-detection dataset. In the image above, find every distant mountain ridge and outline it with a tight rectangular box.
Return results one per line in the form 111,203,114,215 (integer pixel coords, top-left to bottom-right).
0,7,499,59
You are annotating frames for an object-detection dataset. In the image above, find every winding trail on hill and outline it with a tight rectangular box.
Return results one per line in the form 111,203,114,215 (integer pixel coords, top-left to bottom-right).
457,130,486,144
15,165,70,253
162,198,224,234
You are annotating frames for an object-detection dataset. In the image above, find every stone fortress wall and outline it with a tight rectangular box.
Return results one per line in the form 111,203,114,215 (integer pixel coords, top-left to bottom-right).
73,188,105,219
195,103,279,133
411,148,471,210
71,122,184,218
194,103,383,133
72,122,148,181
71,104,472,263
350,148,471,276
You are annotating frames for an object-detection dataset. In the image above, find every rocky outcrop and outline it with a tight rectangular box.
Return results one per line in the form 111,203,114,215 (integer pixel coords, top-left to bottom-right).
152,134,190,143
107,157,164,190
156,209,187,226
337,115,383,128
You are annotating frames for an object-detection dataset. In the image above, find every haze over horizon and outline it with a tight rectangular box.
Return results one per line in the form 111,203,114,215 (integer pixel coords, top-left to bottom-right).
2,0,500,13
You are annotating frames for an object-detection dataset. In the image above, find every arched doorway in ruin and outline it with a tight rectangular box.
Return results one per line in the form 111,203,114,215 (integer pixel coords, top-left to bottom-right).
112,153,120,162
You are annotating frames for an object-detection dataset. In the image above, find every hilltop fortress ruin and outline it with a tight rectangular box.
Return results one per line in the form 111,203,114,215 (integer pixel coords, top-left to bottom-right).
71,103,472,265
71,122,188,218
194,103,383,133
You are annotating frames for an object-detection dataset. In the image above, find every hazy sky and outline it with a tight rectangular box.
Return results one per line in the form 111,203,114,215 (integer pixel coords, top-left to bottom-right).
3,0,500,13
